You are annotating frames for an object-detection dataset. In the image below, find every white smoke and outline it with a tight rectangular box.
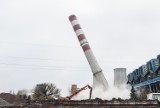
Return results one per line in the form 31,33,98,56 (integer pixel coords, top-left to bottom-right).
72,84,131,100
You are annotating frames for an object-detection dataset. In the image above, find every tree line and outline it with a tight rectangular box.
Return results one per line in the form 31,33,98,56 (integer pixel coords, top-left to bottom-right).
16,83,61,100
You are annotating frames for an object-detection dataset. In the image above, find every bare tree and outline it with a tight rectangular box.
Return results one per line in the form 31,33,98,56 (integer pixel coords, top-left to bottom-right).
130,86,137,101
32,83,60,100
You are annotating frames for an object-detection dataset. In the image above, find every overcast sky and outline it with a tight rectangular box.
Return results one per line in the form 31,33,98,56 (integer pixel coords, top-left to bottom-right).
0,0,160,96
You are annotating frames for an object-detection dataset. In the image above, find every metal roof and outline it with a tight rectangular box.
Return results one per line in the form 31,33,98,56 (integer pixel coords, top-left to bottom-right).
134,77,160,87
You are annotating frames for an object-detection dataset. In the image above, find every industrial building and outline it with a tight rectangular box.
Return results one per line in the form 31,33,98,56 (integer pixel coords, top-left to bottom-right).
114,68,127,87
128,55,160,99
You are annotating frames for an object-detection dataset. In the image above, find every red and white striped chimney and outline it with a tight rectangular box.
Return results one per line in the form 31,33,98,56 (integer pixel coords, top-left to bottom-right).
69,15,109,90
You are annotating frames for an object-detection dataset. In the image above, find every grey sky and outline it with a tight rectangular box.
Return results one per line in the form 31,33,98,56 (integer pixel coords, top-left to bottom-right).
0,0,160,96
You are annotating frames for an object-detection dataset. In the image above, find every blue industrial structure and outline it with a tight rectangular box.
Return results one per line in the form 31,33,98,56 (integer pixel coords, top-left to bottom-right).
127,55,160,99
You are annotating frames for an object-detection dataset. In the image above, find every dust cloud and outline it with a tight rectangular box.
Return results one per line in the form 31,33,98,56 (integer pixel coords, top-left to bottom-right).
72,84,131,100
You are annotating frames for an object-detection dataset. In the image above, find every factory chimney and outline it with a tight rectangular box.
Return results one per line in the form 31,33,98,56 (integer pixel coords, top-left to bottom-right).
69,15,109,90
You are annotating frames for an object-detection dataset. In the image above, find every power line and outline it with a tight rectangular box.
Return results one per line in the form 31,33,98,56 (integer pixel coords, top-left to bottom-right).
0,55,83,62
0,55,142,64
0,61,135,70
0,62,91,71
0,41,78,48
0,62,94,68
0,62,118,71
0,66,90,71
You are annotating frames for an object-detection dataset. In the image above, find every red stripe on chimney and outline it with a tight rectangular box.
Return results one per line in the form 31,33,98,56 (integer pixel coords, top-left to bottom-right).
73,24,81,31
69,15,77,22
78,34,86,41
82,44,90,52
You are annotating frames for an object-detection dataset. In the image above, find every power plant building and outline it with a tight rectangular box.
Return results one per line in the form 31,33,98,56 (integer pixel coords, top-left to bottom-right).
128,54,160,99
114,68,127,87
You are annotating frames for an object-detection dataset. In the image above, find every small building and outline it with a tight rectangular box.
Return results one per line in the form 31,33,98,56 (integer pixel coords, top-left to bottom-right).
127,54,160,99
71,84,78,94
